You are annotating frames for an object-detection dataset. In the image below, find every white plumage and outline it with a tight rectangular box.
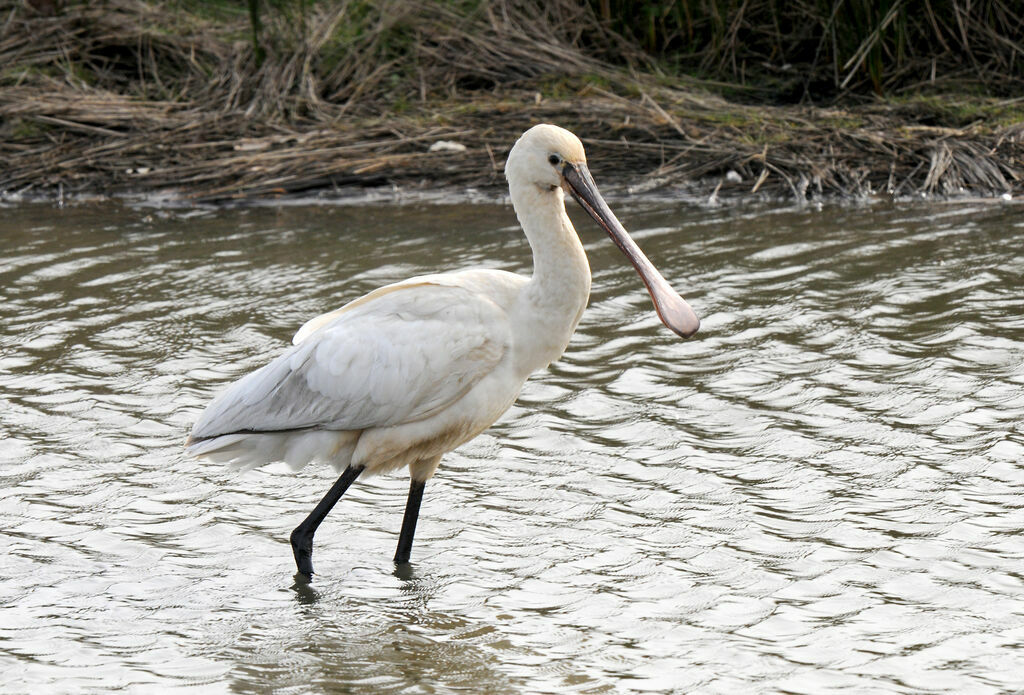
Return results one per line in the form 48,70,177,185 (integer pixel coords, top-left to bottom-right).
186,124,698,576
189,274,517,478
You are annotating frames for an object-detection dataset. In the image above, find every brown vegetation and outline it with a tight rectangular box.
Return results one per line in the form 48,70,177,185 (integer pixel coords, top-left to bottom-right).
1,0,1022,202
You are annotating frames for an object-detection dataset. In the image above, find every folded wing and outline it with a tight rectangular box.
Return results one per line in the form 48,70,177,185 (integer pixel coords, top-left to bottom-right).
189,282,510,442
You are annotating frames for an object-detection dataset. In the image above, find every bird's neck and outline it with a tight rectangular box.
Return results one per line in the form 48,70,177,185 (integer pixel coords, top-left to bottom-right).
512,180,591,304
509,180,592,370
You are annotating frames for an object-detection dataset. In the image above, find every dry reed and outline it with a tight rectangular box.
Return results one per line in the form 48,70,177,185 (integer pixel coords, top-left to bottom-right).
1,0,1021,201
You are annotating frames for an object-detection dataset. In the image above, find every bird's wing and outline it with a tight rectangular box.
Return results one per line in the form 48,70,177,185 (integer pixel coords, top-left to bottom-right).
292,277,439,346
189,281,510,441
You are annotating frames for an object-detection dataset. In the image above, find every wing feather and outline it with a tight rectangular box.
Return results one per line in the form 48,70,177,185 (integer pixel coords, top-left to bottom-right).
189,281,509,442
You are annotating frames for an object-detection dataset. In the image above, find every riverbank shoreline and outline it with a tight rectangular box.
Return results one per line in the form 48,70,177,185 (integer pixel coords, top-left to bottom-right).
3,1,1022,204
5,85,1022,205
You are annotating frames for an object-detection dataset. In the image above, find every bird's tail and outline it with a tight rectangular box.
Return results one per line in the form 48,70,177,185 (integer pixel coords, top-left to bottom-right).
185,430,357,473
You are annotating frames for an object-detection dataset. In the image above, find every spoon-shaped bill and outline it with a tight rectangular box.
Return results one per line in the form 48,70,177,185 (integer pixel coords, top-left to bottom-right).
562,163,700,338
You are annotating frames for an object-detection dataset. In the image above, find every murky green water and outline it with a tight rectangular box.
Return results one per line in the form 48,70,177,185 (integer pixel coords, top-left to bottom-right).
2,196,1023,693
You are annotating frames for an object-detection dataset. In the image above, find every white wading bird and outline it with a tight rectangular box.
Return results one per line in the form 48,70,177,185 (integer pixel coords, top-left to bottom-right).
187,124,699,579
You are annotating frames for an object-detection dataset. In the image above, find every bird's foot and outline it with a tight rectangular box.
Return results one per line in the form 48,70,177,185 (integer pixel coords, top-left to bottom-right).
392,561,415,581
290,528,315,578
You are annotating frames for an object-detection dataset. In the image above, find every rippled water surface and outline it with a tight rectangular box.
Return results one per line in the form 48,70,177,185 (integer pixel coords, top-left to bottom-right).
2,197,1023,694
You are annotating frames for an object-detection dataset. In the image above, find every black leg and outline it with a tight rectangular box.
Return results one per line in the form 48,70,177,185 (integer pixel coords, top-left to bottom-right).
394,478,426,564
290,465,364,578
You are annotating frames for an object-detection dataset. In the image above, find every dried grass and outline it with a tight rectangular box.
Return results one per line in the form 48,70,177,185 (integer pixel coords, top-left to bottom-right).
1,0,1022,201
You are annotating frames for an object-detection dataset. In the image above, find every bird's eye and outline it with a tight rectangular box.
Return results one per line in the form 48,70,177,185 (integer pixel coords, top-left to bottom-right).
548,154,561,166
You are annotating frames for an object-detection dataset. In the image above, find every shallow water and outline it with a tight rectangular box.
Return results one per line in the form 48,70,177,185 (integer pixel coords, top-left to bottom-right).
1,196,1023,694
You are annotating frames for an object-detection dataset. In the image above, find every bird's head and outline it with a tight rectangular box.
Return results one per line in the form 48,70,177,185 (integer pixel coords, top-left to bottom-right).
505,123,587,192
506,123,700,339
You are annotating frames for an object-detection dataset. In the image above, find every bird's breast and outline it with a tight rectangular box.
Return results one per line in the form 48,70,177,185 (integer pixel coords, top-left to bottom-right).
510,289,589,377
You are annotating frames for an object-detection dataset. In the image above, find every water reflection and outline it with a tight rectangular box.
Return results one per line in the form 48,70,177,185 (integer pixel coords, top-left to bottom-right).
1,198,1023,693
234,555,516,694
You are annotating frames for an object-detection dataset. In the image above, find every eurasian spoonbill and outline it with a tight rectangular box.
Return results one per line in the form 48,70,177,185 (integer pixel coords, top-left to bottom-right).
187,124,699,579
